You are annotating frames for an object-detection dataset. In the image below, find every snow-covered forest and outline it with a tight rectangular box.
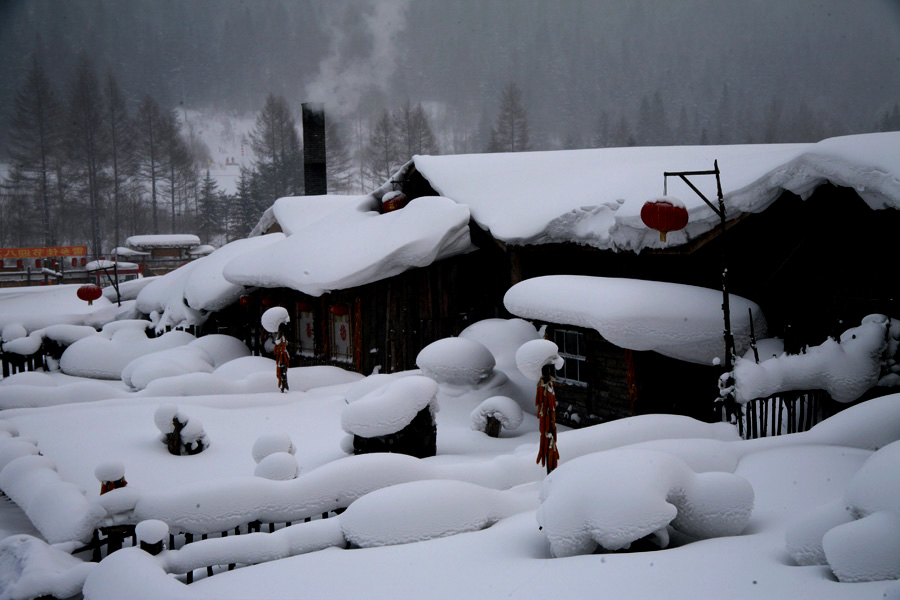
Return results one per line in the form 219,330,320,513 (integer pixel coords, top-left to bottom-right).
1,0,899,256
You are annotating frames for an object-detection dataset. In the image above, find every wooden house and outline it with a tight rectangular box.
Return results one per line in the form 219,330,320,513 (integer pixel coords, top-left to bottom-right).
194,133,900,428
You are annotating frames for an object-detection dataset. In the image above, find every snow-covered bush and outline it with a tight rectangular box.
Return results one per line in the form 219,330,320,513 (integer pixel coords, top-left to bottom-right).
1,322,27,342
122,344,216,390
415,337,495,385
251,433,295,464
735,315,893,403
787,438,900,582
341,376,439,458
515,339,565,380
537,448,754,557
261,306,290,333
470,396,524,437
153,405,209,456
0,535,95,600
254,452,300,480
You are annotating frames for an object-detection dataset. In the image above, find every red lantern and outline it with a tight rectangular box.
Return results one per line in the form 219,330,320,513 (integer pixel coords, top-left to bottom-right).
239,295,253,308
77,284,102,306
382,191,408,213
640,198,689,242
296,300,313,313
260,297,273,308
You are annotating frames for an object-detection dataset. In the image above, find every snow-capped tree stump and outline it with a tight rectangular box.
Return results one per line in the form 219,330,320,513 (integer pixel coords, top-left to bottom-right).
154,405,209,456
470,396,524,438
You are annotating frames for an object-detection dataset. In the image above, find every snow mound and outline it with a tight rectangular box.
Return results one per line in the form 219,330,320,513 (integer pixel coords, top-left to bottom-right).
735,316,889,403
0,381,127,410
0,535,95,600
212,355,274,380
0,371,56,387
1,334,42,356
252,433,296,463
94,461,125,482
254,452,300,480
515,339,565,380
122,344,216,390
787,439,900,582
0,454,102,544
261,306,290,333
416,337,495,385
537,448,753,556
345,372,420,403
341,376,439,438
470,396,524,432
341,479,534,548
1,323,27,341
505,276,767,365
0,420,20,437
59,328,195,380
186,334,250,368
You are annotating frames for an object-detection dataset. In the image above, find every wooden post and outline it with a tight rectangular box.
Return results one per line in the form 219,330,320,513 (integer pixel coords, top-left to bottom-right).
485,415,502,438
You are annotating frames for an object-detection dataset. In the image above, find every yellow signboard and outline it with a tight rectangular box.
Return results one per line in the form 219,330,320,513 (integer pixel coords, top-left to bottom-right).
0,246,88,259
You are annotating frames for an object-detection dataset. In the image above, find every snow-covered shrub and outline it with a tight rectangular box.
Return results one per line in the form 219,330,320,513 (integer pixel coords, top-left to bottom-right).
0,534,95,600
254,452,300,480
252,433,296,463
537,448,754,557
94,461,126,495
341,376,439,458
1,323,27,343
187,334,250,368
735,315,891,403
415,337,495,385
787,438,900,582
261,306,290,333
515,339,565,380
470,396,524,437
153,405,208,456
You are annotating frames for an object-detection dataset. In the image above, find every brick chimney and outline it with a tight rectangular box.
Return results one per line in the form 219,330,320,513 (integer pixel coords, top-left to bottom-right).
302,102,327,195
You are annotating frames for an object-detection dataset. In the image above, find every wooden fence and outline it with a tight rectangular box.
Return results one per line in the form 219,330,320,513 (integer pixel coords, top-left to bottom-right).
72,510,341,584
741,389,832,439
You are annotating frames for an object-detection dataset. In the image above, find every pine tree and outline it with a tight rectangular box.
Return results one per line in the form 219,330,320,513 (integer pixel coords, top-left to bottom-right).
5,54,62,247
362,110,401,189
67,53,108,258
249,93,302,203
197,169,220,244
487,82,531,153
158,108,193,232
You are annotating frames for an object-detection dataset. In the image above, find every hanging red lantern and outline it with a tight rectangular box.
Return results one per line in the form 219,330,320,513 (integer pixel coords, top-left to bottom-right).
260,296,273,308
640,198,689,242
296,300,313,313
77,284,102,306
239,295,253,308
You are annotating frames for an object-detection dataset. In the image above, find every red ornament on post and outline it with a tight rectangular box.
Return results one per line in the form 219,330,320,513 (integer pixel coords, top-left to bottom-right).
77,284,102,306
640,197,689,242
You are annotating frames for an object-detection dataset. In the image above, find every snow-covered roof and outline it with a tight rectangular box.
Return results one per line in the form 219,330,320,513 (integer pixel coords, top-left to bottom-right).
412,131,900,252
113,247,150,257
84,260,139,272
504,275,767,365
225,194,474,296
187,245,216,256
125,234,201,250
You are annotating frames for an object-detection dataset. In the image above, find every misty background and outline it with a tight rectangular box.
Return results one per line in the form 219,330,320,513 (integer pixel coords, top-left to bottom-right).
1,0,899,255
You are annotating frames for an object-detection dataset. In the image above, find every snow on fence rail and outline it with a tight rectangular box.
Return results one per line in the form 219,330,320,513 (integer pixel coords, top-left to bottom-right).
741,389,834,439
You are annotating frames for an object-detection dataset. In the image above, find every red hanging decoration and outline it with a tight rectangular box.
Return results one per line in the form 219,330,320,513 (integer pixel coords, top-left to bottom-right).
640,199,689,242
77,284,102,306
274,332,290,393
536,365,559,474
382,191,408,213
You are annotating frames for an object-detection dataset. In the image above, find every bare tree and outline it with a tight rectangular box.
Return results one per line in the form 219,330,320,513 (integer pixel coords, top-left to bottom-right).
104,69,132,249
394,100,439,161
488,82,531,153
133,95,164,234
249,93,302,203
67,53,108,258
5,54,62,247
325,119,354,194
362,110,401,189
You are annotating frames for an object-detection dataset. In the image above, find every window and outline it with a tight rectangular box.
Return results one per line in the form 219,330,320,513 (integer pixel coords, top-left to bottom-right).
329,304,352,362
553,328,587,386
